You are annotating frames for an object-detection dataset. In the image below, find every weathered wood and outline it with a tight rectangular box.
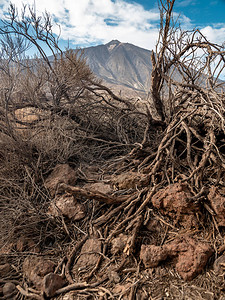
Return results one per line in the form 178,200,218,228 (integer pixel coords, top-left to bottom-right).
59,183,127,205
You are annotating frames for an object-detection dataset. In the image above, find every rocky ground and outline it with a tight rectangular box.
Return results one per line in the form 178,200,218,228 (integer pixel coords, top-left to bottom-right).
1,161,225,299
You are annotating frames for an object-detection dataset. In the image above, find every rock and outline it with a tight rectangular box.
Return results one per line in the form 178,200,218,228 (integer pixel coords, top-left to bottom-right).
72,238,101,277
140,245,168,268
83,182,112,194
0,263,12,277
42,273,65,298
170,236,213,281
16,237,40,253
48,194,85,221
15,107,47,123
45,164,77,196
3,282,16,296
140,236,213,281
111,234,128,255
14,107,50,136
208,186,225,226
23,257,55,289
111,172,150,190
151,183,198,227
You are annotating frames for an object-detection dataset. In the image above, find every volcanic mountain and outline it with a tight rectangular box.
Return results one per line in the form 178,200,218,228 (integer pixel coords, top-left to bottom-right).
82,40,153,92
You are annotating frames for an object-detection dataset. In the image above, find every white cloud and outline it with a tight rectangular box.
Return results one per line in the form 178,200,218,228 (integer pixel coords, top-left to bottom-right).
200,25,225,45
0,0,161,50
0,0,224,52
176,0,197,7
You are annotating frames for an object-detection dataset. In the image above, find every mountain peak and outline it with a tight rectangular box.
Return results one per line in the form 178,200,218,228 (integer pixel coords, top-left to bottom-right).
106,40,121,51
82,40,153,92
107,40,121,45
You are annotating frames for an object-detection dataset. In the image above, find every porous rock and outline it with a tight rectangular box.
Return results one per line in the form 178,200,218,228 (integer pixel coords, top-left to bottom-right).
170,236,213,281
45,164,77,196
140,245,168,268
48,193,85,221
151,183,198,227
42,273,65,298
140,236,213,281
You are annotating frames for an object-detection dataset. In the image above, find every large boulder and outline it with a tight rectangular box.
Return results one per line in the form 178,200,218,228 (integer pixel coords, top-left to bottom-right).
151,183,198,227
140,236,213,281
15,107,48,124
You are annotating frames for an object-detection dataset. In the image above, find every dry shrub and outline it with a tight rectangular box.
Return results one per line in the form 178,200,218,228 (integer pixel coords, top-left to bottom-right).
0,28,149,254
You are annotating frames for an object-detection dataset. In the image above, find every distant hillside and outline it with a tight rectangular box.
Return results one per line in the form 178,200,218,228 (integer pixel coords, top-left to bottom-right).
82,40,153,92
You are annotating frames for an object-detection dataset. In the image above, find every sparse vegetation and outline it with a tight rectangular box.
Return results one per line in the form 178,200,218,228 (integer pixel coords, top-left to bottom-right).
0,1,225,299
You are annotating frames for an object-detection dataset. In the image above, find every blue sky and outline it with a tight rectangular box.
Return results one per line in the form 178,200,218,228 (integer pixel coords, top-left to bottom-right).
0,0,225,51
136,0,225,27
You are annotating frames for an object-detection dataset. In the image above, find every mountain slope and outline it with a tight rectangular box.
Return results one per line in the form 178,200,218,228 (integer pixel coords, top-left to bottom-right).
82,40,153,92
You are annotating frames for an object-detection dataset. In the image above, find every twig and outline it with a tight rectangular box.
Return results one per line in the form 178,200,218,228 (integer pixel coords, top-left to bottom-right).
55,279,106,295
59,183,128,205
16,285,43,300
65,235,88,284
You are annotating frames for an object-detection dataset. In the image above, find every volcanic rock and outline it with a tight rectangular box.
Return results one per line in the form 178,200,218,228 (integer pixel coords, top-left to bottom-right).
48,193,85,221
72,238,101,277
23,256,55,289
151,183,198,227
42,273,65,297
140,236,213,281
140,245,168,268
111,172,149,190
